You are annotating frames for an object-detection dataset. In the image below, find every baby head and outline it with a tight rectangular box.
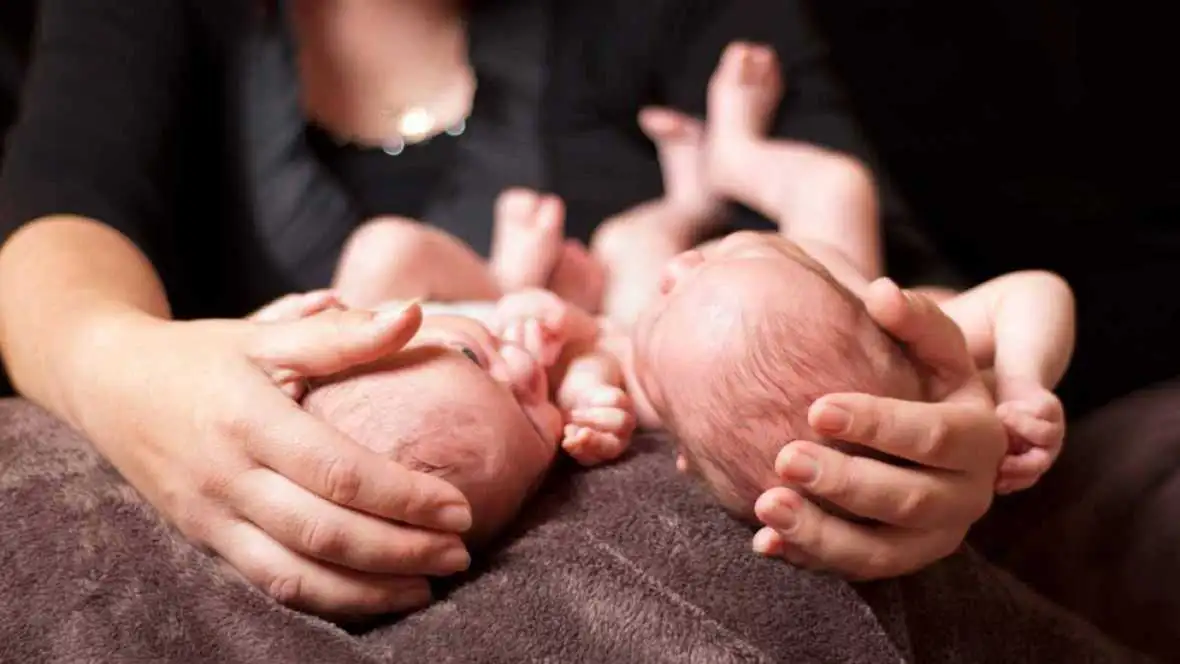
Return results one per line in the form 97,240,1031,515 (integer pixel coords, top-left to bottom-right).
303,313,563,545
632,232,921,521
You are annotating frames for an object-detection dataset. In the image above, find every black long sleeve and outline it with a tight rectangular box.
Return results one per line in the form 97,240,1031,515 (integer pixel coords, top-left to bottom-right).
0,0,194,260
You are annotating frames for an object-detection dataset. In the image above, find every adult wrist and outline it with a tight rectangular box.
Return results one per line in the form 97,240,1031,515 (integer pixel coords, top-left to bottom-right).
52,305,171,433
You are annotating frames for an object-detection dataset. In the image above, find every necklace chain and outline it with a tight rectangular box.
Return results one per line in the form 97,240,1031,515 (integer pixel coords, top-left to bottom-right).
318,67,476,156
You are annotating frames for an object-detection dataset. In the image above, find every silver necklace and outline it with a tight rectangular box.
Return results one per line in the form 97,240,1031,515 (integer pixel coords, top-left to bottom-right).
323,67,476,156
378,105,470,156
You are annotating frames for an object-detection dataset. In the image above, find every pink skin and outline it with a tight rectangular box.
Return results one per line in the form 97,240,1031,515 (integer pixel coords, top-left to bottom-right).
250,295,563,543
490,188,606,313
636,233,1069,496
256,297,564,455
302,312,562,545
410,313,564,449
993,377,1065,494
632,232,845,471
493,289,637,465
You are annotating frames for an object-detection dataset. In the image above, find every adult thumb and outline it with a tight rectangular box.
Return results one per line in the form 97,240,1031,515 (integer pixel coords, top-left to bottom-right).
863,278,977,399
248,301,423,379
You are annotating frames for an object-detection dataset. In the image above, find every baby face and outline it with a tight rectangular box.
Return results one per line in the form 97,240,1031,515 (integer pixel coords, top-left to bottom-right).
408,314,564,446
632,232,844,413
305,314,563,544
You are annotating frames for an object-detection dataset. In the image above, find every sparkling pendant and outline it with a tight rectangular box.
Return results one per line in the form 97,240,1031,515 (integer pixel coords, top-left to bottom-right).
445,117,467,137
397,107,436,145
383,136,406,156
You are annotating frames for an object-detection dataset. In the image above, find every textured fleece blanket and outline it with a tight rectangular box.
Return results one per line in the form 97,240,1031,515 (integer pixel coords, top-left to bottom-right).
973,379,1180,661
0,398,1146,663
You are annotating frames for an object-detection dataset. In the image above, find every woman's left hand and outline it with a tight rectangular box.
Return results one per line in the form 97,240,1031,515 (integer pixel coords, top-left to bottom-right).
752,279,1007,580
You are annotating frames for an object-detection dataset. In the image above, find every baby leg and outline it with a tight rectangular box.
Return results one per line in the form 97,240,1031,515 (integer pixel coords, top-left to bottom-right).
705,43,880,280
705,41,783,195
940,271,1076,493
489,188,565,293
637,106,721,222
333,216,501,307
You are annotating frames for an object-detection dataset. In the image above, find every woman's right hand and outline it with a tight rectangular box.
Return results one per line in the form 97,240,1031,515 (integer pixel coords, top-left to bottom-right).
70,301,474,616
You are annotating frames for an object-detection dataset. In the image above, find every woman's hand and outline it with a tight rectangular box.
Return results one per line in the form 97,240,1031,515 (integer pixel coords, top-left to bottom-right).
752,279,1007,580
70,301,474,616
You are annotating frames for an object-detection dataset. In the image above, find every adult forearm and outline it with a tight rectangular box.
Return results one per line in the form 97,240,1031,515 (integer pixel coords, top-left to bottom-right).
0,215,171,425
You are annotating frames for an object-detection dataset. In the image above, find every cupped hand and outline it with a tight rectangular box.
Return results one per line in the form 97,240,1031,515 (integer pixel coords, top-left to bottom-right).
74,300,474,616
752,278,1007,579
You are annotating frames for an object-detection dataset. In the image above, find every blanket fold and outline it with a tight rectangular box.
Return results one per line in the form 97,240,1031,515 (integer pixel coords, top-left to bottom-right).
0,398,1145,663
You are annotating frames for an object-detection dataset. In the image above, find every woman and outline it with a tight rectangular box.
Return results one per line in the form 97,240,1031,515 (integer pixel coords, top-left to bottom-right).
0,0,1006,616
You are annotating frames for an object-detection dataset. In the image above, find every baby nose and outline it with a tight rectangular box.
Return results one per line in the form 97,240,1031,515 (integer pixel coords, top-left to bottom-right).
658,250,706,295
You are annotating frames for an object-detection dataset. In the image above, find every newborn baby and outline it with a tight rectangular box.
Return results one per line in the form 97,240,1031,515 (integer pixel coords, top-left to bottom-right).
302,308,562,545
630,233,920,519
255,292,633,546
631,232,1074,521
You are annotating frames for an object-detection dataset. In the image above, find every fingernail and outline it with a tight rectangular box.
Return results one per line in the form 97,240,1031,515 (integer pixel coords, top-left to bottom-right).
438,505,473,533
778,449,818,485
768,494,797,531
439,546,471,573
814,404,850,435
752,528,781,556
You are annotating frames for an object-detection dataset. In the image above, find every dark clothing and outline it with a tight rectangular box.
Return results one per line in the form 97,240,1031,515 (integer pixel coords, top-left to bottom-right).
0,0,868,318
304,125,461,222
0,1,34,153
3,0,1178,413
808,0,1180,416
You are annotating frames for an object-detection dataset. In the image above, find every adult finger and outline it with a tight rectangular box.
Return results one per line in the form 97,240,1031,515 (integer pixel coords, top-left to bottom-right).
248,302,423,379
808,394,1006,472
250,290,342,323
214,520,432,616
772,440,982,529
231,468,470,575
754,488,964,580
234,390,472,532
751,527,819,568
863,278,978,398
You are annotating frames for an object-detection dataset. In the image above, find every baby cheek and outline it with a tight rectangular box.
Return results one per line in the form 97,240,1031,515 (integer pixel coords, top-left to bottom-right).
528,401,565,448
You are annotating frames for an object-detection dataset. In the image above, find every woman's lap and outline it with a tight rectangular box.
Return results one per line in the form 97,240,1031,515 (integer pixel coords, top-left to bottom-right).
972,378,1180,660
0,397,1143,661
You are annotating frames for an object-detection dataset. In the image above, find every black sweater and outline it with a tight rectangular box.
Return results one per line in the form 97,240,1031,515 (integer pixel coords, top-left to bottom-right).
3,0,1177,413
0,0,872,317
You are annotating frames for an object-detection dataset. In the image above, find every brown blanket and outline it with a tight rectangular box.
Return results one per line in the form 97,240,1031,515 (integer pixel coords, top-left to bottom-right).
973,379,1180,661
0,398,1145,663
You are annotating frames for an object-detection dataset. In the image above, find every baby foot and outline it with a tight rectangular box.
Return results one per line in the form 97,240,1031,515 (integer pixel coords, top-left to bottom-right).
490,188,565,293
994,378,1066,494
561,384,636,465
708,41,783,142
706,42,783,193
547,239,607,314
637,106,720,219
